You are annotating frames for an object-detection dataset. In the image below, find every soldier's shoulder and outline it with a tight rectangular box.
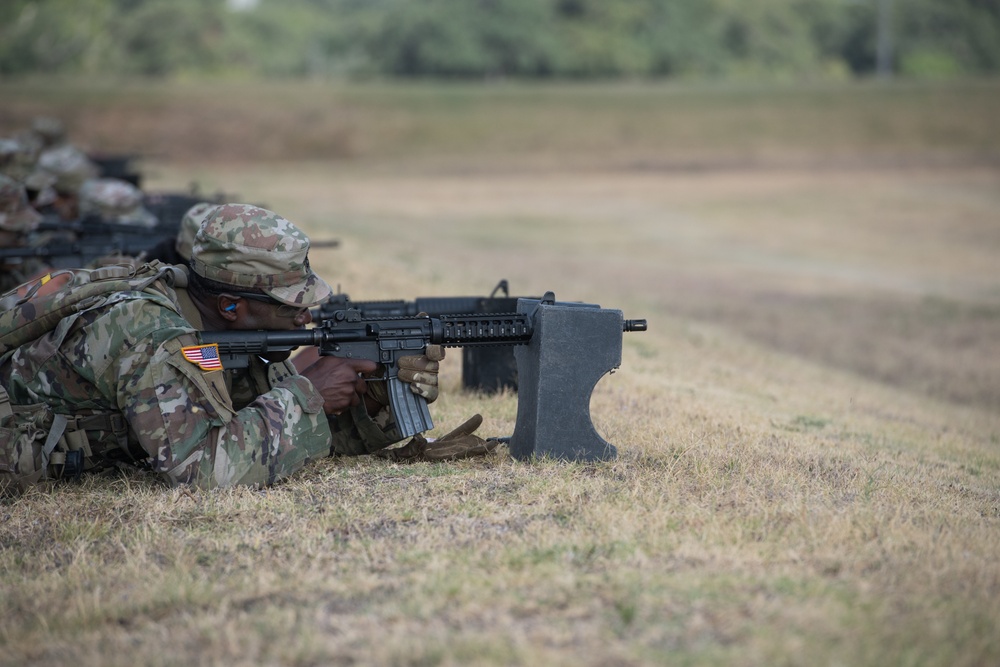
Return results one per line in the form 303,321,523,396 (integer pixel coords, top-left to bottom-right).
91,288,194,341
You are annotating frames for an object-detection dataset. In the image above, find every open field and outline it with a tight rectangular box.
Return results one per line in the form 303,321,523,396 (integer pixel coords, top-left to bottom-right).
2,79,1000,666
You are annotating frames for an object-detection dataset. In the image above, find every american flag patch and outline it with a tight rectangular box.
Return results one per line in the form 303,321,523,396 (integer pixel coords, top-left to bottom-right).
181,344,223,371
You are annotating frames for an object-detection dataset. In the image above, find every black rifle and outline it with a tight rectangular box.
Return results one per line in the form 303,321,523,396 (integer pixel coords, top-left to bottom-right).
36,214,179,238
0,240,173,269
202,303,646,439
313,280,528,392
2,216,337,274
315,280,520,320
1,214,179,270
143,191,227,230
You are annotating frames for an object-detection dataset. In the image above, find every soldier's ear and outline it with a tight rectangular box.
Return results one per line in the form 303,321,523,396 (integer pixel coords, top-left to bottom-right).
218,295,240,321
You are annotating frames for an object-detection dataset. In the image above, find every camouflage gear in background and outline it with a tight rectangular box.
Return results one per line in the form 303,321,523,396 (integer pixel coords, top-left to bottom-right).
37,145,99,195
22,169,58,208
0,175,43,233
192,204,332,307
176,202,219,262
79,178,159,228
0,138,56,207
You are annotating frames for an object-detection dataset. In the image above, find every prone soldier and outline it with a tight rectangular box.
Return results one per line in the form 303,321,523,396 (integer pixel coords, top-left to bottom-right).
0,204,468,494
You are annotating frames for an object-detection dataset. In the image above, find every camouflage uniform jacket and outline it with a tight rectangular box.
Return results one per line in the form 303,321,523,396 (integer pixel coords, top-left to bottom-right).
0,282,400,489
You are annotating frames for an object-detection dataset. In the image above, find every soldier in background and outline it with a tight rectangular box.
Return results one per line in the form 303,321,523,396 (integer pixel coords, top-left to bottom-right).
35,144,100,221
7,116,69,187
0,137,57,210
21,168,58,210
78,178,159,228
0,175,47,294
74,178,164,269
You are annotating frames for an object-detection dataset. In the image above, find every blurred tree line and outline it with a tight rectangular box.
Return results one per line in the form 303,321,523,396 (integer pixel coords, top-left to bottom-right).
2,0,998,80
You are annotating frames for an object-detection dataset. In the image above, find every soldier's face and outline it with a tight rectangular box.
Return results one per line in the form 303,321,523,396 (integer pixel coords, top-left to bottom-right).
234,298,312,362
238,298,312,332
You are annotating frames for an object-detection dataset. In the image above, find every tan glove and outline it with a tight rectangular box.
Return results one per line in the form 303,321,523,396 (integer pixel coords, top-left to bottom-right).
372,414,499,462
396,344,445,403
422,413,498,460
364,344,445,414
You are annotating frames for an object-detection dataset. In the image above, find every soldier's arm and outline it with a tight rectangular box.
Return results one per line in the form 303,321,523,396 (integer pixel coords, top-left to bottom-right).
114,331,333,488
269,358,403,456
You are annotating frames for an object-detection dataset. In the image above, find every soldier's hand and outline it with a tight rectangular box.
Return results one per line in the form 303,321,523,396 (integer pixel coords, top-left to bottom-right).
297,355,378,415
397,344,445,404
291,346,321,374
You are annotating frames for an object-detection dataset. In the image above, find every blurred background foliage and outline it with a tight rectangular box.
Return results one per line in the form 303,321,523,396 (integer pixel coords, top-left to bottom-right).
1,0,998,81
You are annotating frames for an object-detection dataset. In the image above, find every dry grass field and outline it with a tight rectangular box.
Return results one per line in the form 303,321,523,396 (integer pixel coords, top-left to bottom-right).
1,79,999,666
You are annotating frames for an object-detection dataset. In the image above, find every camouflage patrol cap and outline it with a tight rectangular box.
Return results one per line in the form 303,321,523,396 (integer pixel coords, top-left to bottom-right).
37,144,99,195
22,168,57,193
22,168,58,208
0,175,43,232
79,178,159,228
191,203,332,307
176,201,219,262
